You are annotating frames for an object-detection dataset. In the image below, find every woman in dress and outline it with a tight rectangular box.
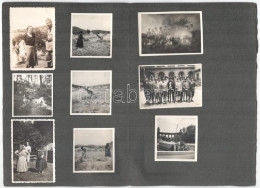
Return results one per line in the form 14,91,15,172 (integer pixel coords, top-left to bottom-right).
23,26,38,68
15,145,29,173
24,141,31,168
105,143,111,157
36,150,47,174
76,31,88,48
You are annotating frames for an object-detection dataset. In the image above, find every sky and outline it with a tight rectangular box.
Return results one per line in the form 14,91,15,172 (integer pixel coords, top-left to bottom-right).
71,14,112,31
72,71,111,87
10,8,55,31
74,129,113,145
156,116,197,133
141,13,201,33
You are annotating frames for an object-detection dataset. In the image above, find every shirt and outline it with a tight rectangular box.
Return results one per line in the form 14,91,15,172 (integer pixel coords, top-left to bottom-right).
24,33,36,46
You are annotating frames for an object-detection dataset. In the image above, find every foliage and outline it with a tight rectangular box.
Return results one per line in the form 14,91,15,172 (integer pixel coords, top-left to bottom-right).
180,125,196,143
13,121,53,153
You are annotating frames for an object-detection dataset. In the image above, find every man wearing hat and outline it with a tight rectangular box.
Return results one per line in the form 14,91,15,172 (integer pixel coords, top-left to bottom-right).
45,18,53,68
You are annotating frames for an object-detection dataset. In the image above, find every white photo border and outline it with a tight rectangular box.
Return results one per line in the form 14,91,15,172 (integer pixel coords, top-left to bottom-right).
154,115,198,162
12,73,54,117
73,128,115,173
11,119,55,183
138,11,203,56
9,7,56,71
70,13,113,58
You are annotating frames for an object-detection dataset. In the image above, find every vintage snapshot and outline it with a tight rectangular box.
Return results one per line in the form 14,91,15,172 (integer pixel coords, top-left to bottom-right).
70,70,112,115
73,128,115,173
138,11,203,56
10,7,55,70
155,116,198,161
12,73,53,117
139,64,202,109
70,13,112,58
11,119,55,183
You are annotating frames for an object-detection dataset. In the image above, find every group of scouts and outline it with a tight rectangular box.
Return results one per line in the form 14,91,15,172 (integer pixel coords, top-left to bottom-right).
144,26,174,46
143,75,196,104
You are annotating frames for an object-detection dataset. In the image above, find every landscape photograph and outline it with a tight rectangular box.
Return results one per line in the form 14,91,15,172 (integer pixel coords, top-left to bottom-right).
73,128,115,173
70,71,112,115
70,13,112,58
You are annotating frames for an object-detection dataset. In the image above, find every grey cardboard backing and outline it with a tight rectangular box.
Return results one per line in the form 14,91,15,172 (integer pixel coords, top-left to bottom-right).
2,2,257,186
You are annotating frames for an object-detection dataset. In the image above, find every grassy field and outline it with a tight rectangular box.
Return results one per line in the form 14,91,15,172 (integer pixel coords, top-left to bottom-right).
74,147,113,172
71,88,110,114
14,82,52,116
13,160,54,182
71,33,111,57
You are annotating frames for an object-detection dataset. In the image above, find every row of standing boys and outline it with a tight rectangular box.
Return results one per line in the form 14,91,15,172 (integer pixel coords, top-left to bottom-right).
144,75,196,104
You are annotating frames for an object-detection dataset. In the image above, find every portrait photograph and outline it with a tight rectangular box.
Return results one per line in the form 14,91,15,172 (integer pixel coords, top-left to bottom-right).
70,13,112,58
155,116,198,161
10,7,55,70
73,128,115,173
139,64,202,109
12,73,53,117
70,70,112,115
11,119,55,183
138,11,203,56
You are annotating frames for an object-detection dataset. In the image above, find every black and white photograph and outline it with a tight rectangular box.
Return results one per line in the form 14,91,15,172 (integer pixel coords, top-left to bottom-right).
12,73,53,117
70,13,112,58
155,116,198,161
11,119,55,183
10,7,55,70
73,128,115,173
138,11,203,56
70,71,112,115
139,64,202,109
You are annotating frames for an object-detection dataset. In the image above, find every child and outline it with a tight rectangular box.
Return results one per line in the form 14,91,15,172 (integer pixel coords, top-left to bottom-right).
36,150,47,174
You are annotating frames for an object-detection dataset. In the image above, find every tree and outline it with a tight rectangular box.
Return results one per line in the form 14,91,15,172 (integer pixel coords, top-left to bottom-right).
13,121,53,153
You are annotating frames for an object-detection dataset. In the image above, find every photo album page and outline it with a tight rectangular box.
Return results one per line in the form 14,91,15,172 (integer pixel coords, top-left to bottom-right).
2,2,257,187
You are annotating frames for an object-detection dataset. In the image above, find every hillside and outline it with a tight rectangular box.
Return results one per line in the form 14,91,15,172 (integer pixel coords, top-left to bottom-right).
72,26,109,35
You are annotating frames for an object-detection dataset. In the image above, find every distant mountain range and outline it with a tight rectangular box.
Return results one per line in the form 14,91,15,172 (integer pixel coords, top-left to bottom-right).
72,26,110,35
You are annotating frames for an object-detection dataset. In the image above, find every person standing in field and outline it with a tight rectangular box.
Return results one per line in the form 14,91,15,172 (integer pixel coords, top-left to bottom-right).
76,31,88,49
23,26,38,68
105,143,111,157
45,18,53,68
